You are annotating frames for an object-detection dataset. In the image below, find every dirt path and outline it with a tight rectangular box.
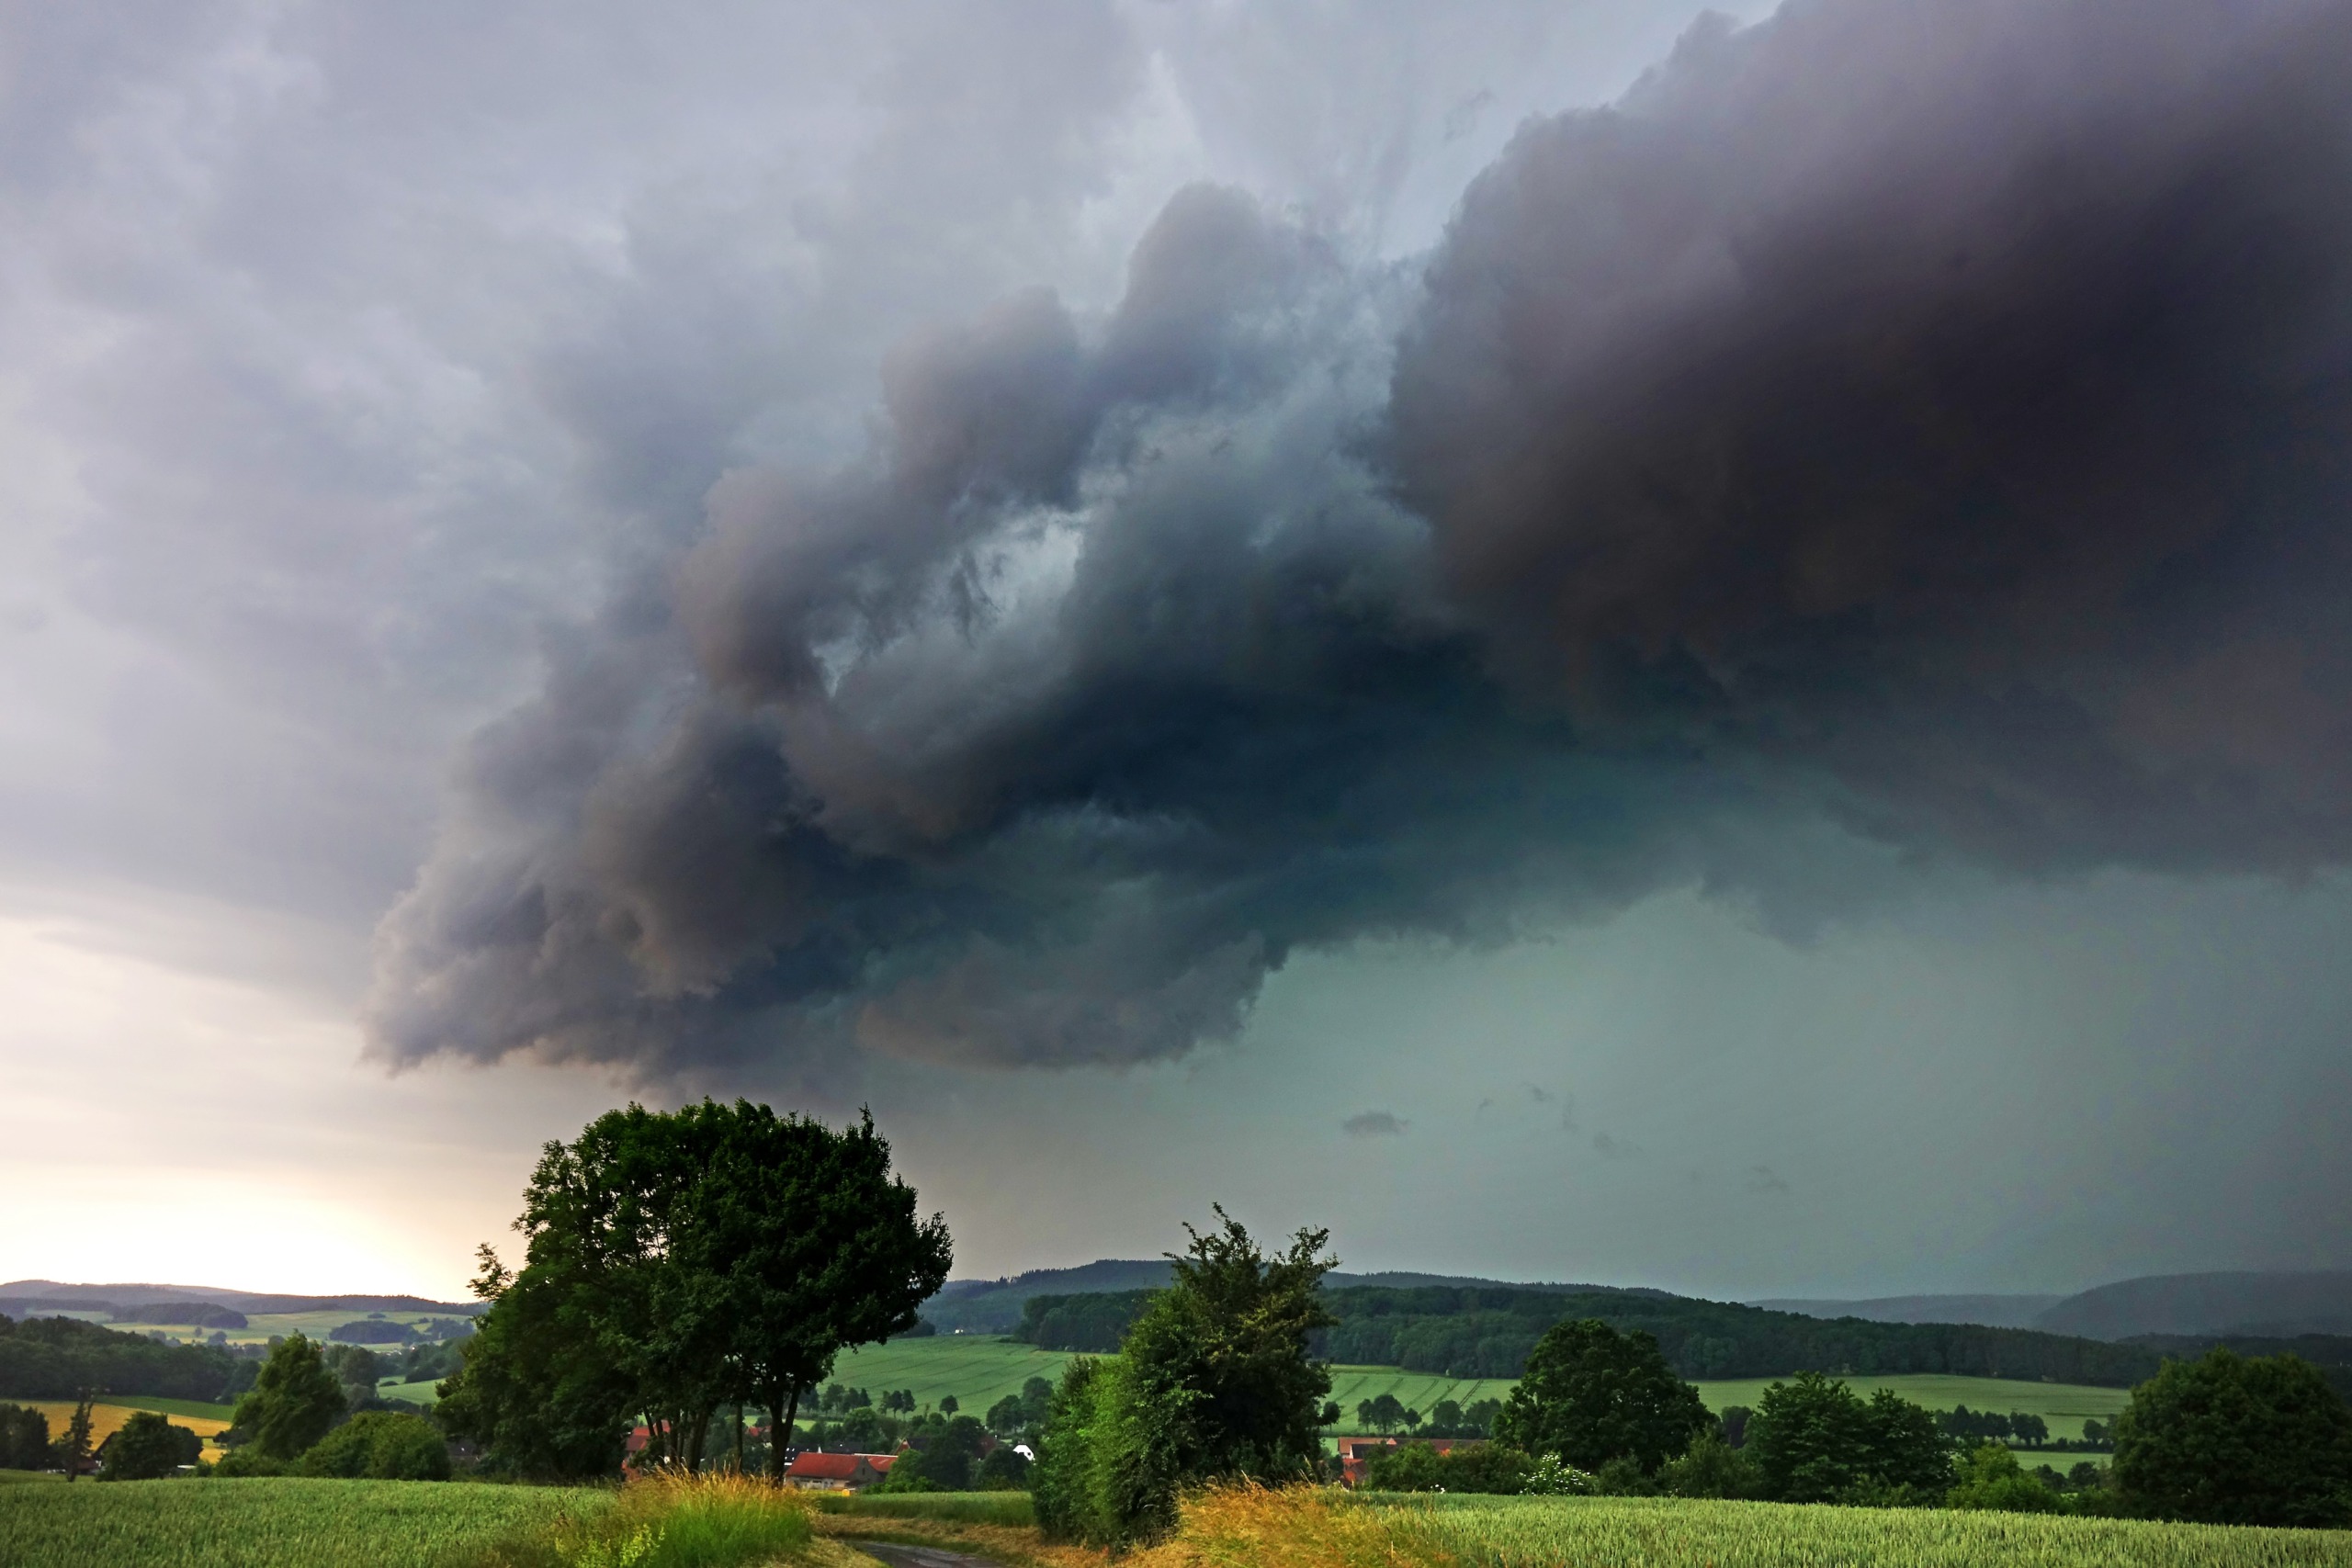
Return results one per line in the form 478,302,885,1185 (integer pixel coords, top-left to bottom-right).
846,1544,1003,1568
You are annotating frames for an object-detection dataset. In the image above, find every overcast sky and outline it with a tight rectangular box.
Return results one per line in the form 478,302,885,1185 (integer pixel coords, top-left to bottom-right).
5,0,2351,1303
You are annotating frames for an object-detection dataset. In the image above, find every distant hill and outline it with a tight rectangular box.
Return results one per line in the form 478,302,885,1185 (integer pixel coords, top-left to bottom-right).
2033,1272,2352,1340
923,1262,1647,1335
0,1280,481,1318
1749,1293,2063,1329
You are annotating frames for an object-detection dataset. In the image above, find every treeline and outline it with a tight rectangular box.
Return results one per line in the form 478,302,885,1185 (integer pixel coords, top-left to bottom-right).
0,1314,256,1403
1012,1290,1159,1352
2126,1334,2352,1403
1015,1283,2164,1387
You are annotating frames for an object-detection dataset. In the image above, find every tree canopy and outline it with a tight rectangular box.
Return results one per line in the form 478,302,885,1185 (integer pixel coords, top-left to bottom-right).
230,1335,347,1461
2113,1348,2352,1527
1742,1371,1953,1503
436,1100,952,1480
1495,1317,1713,1474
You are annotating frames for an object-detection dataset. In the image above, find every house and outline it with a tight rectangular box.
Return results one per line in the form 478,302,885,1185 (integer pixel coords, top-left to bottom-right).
783,1450,898,1492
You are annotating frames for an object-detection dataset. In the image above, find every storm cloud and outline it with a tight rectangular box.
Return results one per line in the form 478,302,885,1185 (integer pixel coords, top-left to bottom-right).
368,0,2352,1079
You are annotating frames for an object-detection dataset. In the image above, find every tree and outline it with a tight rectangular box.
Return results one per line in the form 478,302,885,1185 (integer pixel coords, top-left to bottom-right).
900,1414,989,1489
1357,1393,1406,1433
1462,1398,1503,1436
230,1336,346,1461
1495,1318,1712,1474
1718,1405,1752,1449
322,1344,383,1415
1036,1209,1336,1547
1744,1371,1951,1502
1363,1440,1536,1494
939,1394,959,1416
2009,1411,2049,1449
97,1411,200,1480
1401,1406,1423,1436
1429,1398,1465,1434
0,1404,50,1470
55,1388,96,1481
2113,1349,2352,1527
438,1101,950,1481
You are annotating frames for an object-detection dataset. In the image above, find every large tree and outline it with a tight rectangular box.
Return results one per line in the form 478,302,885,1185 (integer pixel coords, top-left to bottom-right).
229,1336,346,1461
438,1100,949,1481
2114,1348,2352,1527
1495,1317,1713,1474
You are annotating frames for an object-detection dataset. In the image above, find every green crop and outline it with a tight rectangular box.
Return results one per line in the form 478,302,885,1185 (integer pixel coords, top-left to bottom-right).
1358,1494,2352,1567
0,1476,610,1568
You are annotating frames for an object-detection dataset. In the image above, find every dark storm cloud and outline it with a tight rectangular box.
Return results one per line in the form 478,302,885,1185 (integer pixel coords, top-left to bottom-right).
1394,0,2352,871
369,0,2352,1078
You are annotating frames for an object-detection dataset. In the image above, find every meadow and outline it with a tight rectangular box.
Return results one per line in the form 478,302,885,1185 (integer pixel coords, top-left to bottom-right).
0,1476,608,1568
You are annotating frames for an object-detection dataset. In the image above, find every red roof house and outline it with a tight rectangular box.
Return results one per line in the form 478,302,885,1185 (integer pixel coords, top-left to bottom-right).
783,1450,897,1492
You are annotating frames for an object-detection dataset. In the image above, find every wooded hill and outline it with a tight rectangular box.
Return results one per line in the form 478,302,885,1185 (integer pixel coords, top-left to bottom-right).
0,1313,259,1402
1012,1283,2166,1387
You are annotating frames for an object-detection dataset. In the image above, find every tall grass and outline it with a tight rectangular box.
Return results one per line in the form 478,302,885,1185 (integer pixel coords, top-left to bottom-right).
1131,1487,2352,1568
461,1472,814,1568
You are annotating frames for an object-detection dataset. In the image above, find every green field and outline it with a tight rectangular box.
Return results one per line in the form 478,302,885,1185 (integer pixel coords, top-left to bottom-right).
103,1309,472,1348
823,1335,2132,1443
1691,1372,2132,1442
1346,1493,2350,1567
0,1477,607,1568
0,1471,62,1486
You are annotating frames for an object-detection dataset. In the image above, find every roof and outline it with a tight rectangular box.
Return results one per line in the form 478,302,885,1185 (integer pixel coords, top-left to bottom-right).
786,1451,896,1480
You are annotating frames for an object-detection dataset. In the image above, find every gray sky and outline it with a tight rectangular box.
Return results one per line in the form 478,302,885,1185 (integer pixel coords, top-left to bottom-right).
3,0,2349,1302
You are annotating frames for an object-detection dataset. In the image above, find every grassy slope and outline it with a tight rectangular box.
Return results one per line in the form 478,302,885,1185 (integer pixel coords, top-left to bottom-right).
0,1477,608,1568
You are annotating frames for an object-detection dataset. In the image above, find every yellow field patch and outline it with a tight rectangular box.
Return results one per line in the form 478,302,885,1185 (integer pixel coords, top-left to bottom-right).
24,1403,231,1462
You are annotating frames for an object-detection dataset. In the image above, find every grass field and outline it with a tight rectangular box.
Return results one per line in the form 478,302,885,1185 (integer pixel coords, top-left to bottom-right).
0,1471,62,1486
0,1477,609,1568
96,1309,477,1348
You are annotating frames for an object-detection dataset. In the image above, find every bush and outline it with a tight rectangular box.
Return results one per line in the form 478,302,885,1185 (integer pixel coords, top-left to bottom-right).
298,1411,452,1480
1361,1441,1534,1494
2113,1348,2352,1527
1033,1212,1336,1548
1945,1441,2061,1513
97,1411,203,1480
209,1445,290,1477
1659,1428,1762,1498
974,1445,1030,1490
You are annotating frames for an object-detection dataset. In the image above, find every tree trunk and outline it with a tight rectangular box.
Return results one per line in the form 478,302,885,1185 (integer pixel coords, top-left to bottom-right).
734,1402,744,1473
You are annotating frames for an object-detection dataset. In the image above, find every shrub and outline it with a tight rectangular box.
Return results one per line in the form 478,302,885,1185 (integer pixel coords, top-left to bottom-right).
2113,1348,2352,1527
1659,1427,1762,1498
298,1411,452,1480
1361,1441,1534,1494
1945,1441,2061,1513
209,1446,290,1477
1033,1212,1336,1547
